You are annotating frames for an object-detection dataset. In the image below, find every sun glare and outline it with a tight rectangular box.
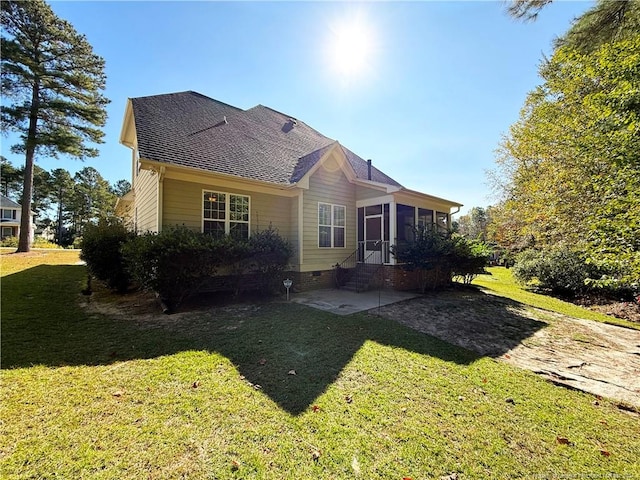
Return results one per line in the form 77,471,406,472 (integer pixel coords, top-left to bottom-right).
327,16,375,81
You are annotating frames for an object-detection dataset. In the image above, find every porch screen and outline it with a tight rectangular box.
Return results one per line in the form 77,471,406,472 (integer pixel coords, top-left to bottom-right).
396,204,415,243
418,208,434,230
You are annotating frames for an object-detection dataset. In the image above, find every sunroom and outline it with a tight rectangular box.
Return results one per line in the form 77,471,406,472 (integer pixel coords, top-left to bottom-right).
354,187,462,266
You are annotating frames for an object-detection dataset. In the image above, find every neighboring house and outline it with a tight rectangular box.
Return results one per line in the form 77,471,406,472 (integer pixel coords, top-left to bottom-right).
117,91,462,291
0,194,35,243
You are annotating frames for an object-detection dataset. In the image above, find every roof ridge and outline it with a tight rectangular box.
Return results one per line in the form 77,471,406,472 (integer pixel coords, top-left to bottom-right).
187,91,244,111
251,104,298,121
131,91,243,112
247,104,334,143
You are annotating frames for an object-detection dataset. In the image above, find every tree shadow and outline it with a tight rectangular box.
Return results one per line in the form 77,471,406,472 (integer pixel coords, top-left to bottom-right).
2,265,546,415
374,286,549,359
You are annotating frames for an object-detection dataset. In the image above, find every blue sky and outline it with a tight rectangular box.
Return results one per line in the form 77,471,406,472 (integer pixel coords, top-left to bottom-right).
2,0,592,216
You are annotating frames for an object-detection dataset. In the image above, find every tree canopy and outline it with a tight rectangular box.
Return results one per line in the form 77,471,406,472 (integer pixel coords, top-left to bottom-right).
491,23,640,290
506,0,640,53
1,0,108,251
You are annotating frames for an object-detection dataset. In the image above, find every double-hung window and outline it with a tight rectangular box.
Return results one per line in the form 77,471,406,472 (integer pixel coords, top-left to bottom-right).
318,203,345,248
203,190,250,239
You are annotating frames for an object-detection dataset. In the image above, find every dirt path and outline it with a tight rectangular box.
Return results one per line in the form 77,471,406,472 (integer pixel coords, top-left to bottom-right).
372,289,640,410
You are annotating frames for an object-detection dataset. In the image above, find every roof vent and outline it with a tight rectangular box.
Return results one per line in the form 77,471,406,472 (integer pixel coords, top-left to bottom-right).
282,118,297,133
367,159,372,180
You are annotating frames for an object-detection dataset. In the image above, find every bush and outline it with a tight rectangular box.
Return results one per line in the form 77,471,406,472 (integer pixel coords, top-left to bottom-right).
0,236,18,248
451,237,491,285
391,227,489,291
247,226,292,292
512,246,601,295
80,219,135,292
222,226,293,296
1,236,62,249
33,237,62,249
121,226,226,309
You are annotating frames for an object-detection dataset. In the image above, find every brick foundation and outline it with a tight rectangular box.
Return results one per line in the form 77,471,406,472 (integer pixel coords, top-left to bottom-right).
199,265,449,295
381,264,450,291
285,270,336,292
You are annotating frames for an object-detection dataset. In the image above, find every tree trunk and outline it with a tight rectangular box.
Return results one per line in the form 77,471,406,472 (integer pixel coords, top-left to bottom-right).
17,82,40,253
57,186,63,244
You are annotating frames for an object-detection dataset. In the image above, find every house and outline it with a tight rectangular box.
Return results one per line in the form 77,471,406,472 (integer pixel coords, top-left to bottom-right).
117,91,462,291
0,194,35,243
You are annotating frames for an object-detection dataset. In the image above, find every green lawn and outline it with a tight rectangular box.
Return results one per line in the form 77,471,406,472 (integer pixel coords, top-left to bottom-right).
2,252,639,479
473,267,640,331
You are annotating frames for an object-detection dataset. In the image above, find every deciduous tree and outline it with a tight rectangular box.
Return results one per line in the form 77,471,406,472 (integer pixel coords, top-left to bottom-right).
491,32,640,289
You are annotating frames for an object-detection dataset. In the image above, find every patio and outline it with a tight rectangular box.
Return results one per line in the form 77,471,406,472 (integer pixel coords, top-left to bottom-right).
290,287,420,316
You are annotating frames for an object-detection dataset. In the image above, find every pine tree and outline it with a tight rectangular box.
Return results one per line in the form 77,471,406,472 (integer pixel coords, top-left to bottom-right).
507,0,640,52
1,0,108,252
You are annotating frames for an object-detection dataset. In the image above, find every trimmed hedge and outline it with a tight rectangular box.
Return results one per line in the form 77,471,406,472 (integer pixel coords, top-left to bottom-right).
120,225,293,310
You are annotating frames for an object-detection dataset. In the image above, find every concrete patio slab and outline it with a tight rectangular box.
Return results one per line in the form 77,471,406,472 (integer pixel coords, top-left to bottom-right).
290,288,420,316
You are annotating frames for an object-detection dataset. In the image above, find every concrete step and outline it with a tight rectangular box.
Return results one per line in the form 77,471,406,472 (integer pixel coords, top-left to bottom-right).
343,281,369,293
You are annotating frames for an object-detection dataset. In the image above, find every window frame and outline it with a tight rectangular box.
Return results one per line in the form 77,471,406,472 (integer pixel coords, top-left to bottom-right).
202,189,251,239
318,202,346,248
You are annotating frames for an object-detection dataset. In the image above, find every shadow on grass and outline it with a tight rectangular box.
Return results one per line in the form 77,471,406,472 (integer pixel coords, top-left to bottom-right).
1,265,545,415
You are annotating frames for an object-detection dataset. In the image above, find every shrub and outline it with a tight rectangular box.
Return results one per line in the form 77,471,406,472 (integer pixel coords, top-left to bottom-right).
81,218,135,292
224,226,293,296
512,246,601,295
32,237,62,249
451,237,491,285
0,236,18,248
121,226,224,309
391,227,489,291
1,236,62,249
390,226,454,292
246,225,293,294
119,225,293,310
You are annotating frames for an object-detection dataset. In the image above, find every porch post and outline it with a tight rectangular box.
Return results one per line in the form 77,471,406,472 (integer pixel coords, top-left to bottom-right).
389,200,396,265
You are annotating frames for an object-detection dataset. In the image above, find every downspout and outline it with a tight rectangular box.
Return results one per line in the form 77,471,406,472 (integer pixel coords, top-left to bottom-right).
450,206,461,230
157,166,166,232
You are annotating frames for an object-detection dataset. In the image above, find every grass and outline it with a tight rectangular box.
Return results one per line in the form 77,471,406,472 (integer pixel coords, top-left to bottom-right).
473,267,640,331
2,252,639,479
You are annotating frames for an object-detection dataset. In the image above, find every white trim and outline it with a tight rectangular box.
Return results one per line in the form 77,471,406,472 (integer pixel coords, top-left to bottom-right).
297,191,304,265
157,166,165,232
318,202,346,249
296,142,358,190
201,189,251,238
389,201,396,265
356,194,394,209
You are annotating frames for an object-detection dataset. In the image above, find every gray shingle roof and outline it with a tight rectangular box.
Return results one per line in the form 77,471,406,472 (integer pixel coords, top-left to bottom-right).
0,194,21,208
131,91,402,187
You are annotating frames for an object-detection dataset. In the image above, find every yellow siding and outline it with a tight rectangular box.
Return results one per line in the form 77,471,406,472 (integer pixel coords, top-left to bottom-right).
134,169,158,232
162,178,294,245
356,185,387,201
289,192,301,267
302,158,356,271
